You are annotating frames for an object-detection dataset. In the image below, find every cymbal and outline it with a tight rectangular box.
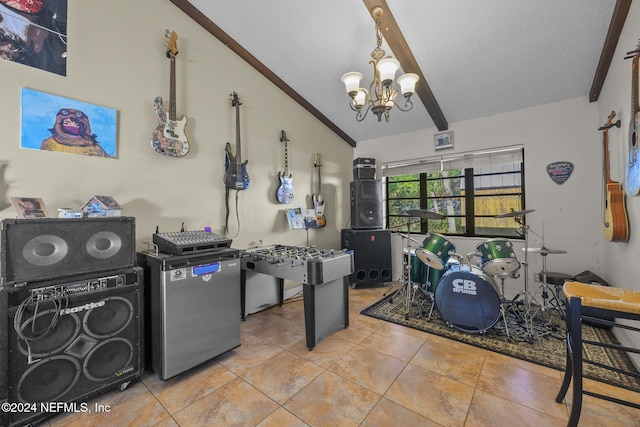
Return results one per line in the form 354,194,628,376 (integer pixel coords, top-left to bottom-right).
525,246,567,255
495,209,535,218
406,209,445,220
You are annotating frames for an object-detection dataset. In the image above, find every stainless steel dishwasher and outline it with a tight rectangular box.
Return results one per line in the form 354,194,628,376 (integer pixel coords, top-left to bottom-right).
137,248,240,380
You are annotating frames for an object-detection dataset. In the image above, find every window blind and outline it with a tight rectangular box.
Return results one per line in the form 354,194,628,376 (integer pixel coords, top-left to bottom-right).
381,145,524,177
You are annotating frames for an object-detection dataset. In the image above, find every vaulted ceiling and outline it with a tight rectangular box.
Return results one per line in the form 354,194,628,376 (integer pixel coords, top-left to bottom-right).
171,0,630,147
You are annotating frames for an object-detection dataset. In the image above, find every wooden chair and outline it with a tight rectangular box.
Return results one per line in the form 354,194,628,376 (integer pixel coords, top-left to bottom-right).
555,281,640,426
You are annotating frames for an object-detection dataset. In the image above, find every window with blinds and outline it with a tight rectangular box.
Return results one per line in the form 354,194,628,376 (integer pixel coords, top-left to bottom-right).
384,146,525,238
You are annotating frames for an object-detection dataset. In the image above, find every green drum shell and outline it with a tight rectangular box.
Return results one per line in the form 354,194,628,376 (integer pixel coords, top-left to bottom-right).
476,239,520,275
405,250,427,284
416,232,456,270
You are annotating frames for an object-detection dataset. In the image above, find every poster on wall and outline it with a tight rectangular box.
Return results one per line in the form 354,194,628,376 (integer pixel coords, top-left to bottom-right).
20,88,117,158
0,0,67,75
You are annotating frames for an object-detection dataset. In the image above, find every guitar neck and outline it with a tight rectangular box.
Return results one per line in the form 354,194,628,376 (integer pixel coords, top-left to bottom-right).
169,57,176,121
283,140,289,175
603,129,614,184
634,56,639,116
235,104,242,165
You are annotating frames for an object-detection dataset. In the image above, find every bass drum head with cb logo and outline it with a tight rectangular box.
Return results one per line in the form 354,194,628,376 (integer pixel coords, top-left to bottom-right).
434,265,501,333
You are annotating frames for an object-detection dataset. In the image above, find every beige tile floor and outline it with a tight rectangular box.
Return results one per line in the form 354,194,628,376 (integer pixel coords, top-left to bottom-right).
46,286,640,427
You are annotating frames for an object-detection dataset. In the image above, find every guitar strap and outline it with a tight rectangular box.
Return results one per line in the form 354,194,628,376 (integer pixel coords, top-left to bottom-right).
224,187,241,237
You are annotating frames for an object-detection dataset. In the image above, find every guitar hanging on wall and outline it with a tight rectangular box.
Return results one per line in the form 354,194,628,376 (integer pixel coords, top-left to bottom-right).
151,30,190,157
276,130,294,204
224,92,250,190
600,111,629,242
312,154,326,227
625,41,640,196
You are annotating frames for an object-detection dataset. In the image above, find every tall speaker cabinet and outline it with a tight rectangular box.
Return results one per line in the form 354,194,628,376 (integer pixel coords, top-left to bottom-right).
341,229,392,288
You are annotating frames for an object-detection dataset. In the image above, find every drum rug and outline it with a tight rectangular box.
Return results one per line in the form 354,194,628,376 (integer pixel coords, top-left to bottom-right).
360,290,640,393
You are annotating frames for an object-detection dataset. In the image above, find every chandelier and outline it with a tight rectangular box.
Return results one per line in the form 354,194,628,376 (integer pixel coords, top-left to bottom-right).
341,6,419,122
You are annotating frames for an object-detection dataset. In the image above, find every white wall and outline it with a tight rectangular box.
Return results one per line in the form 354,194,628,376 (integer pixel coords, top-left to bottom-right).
593,0,640,359
356,96,602,301
0,0,354,257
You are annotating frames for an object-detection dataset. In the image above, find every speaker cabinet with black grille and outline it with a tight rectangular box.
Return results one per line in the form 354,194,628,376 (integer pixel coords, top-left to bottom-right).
0,268,144,427
350,180,383,230
341,229,392,287
1,217,135,285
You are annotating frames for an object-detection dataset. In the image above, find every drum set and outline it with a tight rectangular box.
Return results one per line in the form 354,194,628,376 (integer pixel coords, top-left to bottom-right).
389,208,566,341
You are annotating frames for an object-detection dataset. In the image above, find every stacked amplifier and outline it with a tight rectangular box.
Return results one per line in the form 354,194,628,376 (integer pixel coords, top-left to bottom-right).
0,217,143,427
345,158,392,288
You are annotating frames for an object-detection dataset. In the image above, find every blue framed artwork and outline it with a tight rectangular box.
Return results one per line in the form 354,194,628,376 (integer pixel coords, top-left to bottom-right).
20,87,117,158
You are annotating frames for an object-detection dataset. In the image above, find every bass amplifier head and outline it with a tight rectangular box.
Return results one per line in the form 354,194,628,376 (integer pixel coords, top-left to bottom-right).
1,217,135,285
0,268,143,427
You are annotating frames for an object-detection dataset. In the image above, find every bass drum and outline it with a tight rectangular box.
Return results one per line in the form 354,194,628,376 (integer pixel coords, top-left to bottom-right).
434,264,501,333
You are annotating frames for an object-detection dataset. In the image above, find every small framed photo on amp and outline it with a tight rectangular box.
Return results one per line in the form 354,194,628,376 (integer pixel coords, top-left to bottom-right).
434,131,454,150
11,197,48,218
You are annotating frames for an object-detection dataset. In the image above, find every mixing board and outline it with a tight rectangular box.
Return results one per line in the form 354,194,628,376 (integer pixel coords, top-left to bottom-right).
153,230,232,255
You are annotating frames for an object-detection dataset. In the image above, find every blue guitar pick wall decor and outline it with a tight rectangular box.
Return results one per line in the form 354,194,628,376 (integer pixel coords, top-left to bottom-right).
546,161,574,185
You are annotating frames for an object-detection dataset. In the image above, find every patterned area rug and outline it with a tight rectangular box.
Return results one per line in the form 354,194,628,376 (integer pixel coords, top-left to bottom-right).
361,289,640,392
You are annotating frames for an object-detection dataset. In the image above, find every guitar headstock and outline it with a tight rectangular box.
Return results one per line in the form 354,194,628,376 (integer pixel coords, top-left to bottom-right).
231,92,242,107
314,153,322,167
625,39,640,60
280,130,289,143
165,30,178,60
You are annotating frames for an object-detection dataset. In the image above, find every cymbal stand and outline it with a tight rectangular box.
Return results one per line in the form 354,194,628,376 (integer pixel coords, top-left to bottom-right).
536,252,567,321
514,214,540,340
387,222,422,320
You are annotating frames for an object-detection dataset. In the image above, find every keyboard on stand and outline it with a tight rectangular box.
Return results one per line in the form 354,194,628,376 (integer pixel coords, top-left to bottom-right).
153,230,232,255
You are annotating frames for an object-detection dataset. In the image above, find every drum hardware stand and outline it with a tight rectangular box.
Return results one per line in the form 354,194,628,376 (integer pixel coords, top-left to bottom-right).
387,222,424,320
507,210,540,342
532,247,568,323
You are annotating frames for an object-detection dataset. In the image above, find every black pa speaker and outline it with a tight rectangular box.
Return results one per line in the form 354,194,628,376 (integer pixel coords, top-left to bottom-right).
0,268,144,427
350,180,383,230
341,229,392,287
1,217,135,285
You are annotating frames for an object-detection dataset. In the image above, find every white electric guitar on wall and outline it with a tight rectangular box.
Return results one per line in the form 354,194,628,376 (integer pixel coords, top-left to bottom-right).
151,30,190,157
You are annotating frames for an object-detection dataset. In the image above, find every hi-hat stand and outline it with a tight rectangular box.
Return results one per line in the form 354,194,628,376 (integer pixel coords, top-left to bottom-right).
496,209,538,340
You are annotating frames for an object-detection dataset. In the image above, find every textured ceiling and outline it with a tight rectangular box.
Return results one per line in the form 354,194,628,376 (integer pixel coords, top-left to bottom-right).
186,0,618,145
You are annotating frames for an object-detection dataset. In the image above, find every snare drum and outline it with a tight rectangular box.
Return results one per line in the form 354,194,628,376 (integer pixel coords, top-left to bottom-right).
404,248,428,285
416,233,456,270
434,264,501,333
476,239,520,276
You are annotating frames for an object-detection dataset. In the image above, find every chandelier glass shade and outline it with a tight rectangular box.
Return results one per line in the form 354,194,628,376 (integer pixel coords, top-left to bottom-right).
341,6,419,122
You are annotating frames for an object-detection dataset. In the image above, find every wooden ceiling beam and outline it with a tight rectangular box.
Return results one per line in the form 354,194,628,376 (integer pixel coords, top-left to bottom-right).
169,0,357,147
589,0,632,102
362,0,448,131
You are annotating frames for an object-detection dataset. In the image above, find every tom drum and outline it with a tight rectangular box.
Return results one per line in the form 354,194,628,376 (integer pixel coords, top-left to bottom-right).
476,239,520,276
415,233,456,270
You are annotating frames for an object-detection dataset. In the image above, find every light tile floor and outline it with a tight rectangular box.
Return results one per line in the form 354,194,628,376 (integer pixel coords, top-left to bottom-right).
47,286,640,426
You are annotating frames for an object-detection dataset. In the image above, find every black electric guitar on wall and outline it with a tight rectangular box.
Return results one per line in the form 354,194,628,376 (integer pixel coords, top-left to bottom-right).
151,30,190,157
276,130,294,204
625,41,640,196
312,153,326,227
224,92,250,190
